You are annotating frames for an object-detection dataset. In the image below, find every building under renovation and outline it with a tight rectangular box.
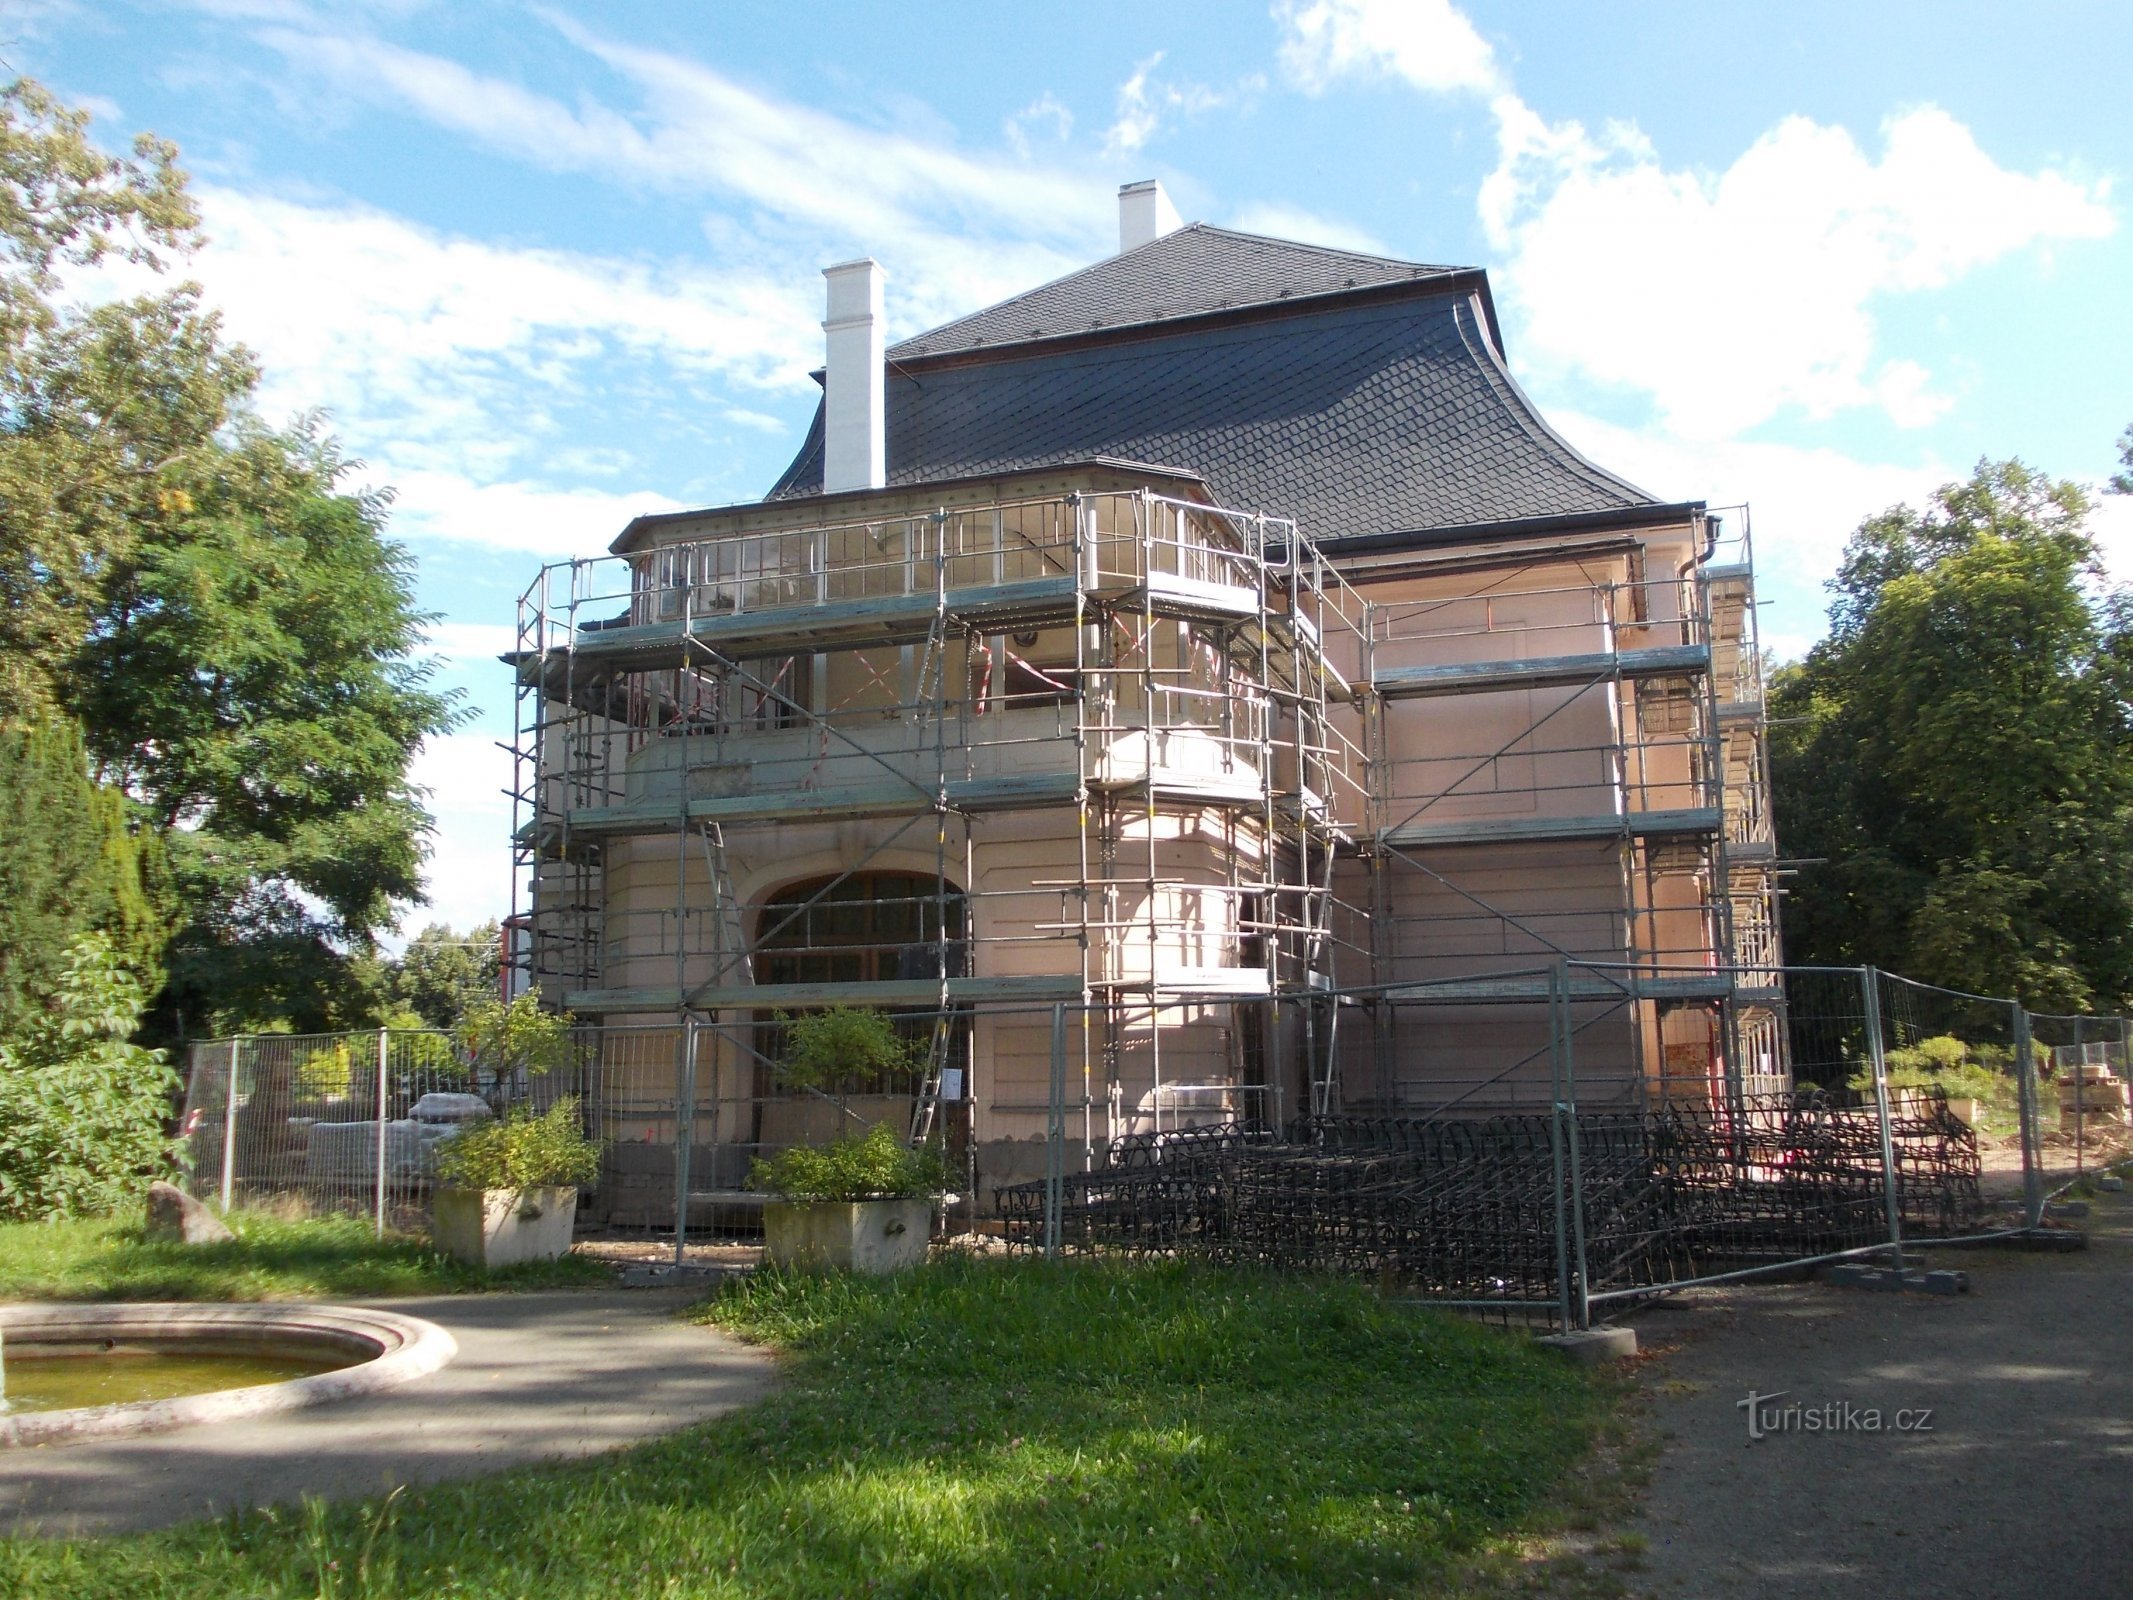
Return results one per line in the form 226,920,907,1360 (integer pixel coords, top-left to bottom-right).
509,182,1780,1218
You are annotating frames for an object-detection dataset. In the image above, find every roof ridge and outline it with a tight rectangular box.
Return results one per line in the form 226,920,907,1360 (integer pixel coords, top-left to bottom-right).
887,223,1471,363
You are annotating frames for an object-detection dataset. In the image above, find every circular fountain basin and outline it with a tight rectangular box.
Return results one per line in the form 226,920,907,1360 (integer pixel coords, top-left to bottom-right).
0,1302,457,1449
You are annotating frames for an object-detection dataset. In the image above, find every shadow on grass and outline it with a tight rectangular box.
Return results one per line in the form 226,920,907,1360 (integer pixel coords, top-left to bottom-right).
0,1213,612,1302
3,1258,1611,1600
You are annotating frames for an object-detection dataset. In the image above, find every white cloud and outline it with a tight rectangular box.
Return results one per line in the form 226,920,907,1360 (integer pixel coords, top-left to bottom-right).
249,17,1113,339
1004,93,1073,160
195,186,817,438
1106,54,1169,157
422,621,518,663
406,732,515,937
1101,53,1260,159
1274,0,1501,96
386,470,685,561
1227,201,1390,256
2088,492,2133,587
1484,101,2115,438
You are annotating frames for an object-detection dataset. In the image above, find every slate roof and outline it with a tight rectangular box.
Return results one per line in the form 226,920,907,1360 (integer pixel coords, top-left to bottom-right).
767,271,1659,540
886,223,1468,361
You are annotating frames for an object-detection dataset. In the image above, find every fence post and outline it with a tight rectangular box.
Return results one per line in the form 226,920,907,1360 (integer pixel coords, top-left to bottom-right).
674,1018,698,1271
1045,1002,1066,1261
2073,1016,2086,1177
218,1037,242,1215
1559,964,1591,1331
1859,967,1904,1275
2013,1004,2043,1229
1545,960,1574,1334
374,1028,391,1238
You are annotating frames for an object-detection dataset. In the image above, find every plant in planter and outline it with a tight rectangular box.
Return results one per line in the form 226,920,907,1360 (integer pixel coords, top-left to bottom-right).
430,1096,602,1269
750,1008,946,1273
751,1123,950,1274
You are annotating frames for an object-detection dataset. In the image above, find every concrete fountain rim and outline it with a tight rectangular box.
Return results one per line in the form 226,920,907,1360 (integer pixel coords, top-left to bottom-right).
0,1301,458,1450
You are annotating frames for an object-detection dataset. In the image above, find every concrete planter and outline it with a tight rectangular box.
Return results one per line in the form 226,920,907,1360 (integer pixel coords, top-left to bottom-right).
431,1185,578,1269
762,1197,932,1274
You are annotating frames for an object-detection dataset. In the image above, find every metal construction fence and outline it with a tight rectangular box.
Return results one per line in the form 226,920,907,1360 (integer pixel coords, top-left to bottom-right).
176,962,2133,1315
995,962,2130,1329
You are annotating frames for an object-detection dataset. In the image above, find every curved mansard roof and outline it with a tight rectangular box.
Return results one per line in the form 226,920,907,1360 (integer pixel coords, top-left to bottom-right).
763,224,1660,540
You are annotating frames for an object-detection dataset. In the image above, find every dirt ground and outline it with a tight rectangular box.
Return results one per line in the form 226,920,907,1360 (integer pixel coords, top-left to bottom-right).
1615,1174,2133,1598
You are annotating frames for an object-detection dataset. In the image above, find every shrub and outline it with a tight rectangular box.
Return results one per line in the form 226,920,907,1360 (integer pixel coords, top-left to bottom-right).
0,934,178,1219
457,994,575,1103
434,1097,602,1192
773,1006,920,1094
749,1122,949,1202
1849,1034,2004,1103
292,1038,356,1100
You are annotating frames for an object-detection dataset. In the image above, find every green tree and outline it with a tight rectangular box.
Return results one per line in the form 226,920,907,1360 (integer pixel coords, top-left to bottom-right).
0,81,460,1038
2111,423,2132,497
388,921,502,1029
0,718,173,1030
73,418,457,1037
1771,458,2133,1009
0,79,251,721
0,932,178,1219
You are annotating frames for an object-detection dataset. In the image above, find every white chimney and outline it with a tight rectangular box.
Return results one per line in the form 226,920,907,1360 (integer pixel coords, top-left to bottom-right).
821,258,885,494
1118,179,1182,253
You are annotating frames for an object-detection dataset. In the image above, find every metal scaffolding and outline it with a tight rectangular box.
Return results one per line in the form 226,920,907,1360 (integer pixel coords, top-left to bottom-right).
506,479,1784,1222
509,482,1371,1216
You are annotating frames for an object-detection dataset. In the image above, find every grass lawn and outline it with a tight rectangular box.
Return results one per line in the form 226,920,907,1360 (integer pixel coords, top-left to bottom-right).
0,1211,612,1301
0,1259,1623,1599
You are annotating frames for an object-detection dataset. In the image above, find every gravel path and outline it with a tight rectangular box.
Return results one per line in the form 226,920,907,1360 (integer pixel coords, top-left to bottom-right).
1621,1186,2133,1597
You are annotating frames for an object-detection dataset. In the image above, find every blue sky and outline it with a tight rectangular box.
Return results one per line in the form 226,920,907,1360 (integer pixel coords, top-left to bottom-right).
28,0,2132,937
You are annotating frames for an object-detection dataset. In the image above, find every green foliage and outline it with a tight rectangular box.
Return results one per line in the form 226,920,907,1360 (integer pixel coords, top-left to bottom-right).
0,81,461,1039
80,419,461,1039
387,921,501,1029
1771,456,2133,1009
0,1209,610,1301
0,1260,1611,1598
434,1097,602,1192
1845,1035,2012,1103
773,1005,920,1093
456,994,575,1097
0,78,232,722
0,933,178,1219
291,1037,357,1100
0,716,173,1031
750,1121,949,1201
2110,423,2131,497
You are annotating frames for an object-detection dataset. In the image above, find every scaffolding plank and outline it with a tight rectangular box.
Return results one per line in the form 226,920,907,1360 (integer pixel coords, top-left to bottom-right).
1370,644,1710,700
1381,973,1735,1003
522,574,1082,678
1134,571,1262,621
564,973,1084,1014
564,770,1085,835
1380,806,1722,849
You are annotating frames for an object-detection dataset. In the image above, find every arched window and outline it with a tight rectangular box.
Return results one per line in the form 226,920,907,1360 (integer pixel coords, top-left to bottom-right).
751,872,973,1101
754,872,967,986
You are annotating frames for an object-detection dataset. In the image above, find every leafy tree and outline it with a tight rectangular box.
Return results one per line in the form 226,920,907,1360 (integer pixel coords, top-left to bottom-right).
0,933,178,1219
1771,458,2133,1010
2112,423,2132,497
0,79,251,721
74,418,458,1037
0,718,173,1030
0,81,461,1038
388,921,502,1029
